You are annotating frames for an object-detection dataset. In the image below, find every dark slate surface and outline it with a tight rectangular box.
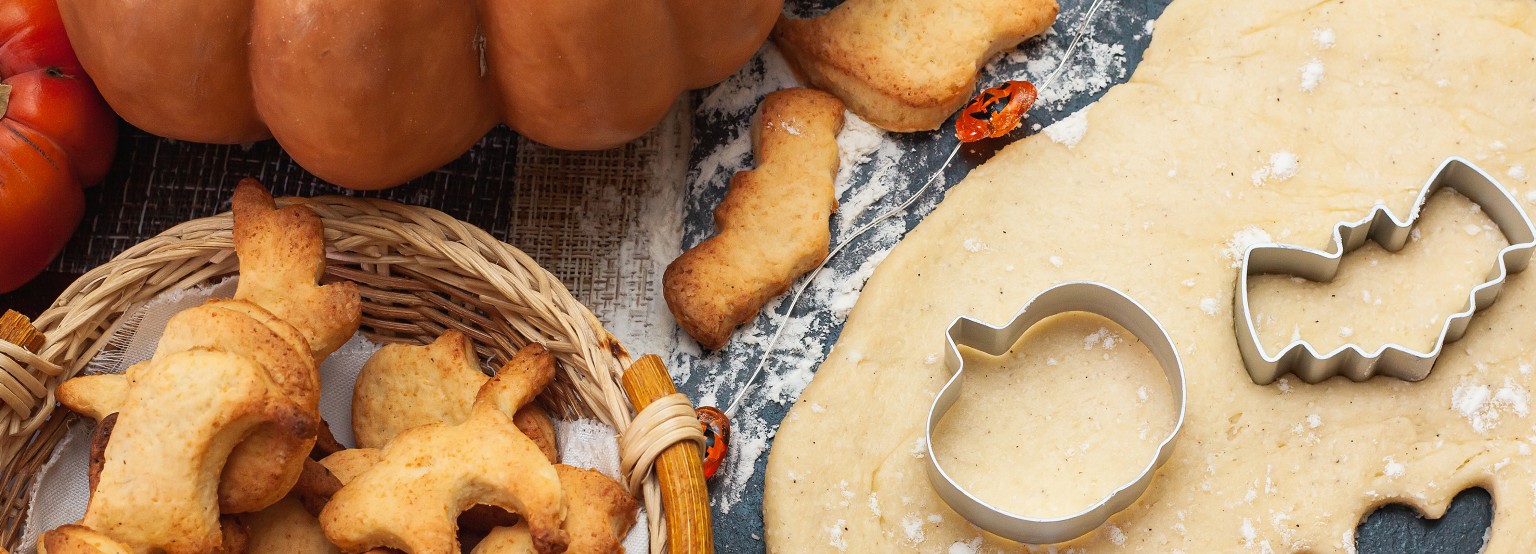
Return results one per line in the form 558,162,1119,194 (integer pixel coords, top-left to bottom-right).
678,0,1494,552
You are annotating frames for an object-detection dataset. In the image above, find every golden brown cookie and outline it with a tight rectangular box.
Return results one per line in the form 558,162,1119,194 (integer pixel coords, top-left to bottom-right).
352,330,558,461
473,465,638,554
320,345,567,554
231,179,362,362
57,373,128,422
318,448,382,486
39,525,131,554
775,0,1058,131
49,180,361,551
238,496,340,554
351,331,487,449
664,88,845,349
80,350,315,553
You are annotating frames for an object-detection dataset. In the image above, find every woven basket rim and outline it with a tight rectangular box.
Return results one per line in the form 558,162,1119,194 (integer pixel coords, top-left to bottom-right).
0,192,678,551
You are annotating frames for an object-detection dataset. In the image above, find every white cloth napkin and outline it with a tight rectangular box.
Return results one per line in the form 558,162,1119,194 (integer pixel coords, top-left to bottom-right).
20,278,646,552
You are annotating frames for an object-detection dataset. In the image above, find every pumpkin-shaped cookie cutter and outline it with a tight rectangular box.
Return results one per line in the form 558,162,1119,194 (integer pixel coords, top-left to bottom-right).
1235,157,1536,385
925,281,1187,544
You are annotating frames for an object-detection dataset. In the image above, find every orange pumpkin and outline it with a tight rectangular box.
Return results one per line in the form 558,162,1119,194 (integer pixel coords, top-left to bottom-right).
54,1,781,190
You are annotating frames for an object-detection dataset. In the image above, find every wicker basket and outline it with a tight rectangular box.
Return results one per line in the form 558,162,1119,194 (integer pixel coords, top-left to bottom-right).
0,193,710,553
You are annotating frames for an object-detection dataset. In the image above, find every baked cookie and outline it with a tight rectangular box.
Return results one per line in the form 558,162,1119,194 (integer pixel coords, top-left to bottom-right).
239,496,340,554
664,88,845,349
351,330,557,461
774,0,1058,131
320,345,568,554
320,446,518,534
472,465,638,554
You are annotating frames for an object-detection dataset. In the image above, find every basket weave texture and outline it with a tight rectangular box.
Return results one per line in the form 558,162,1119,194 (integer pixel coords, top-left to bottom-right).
0,194,661,550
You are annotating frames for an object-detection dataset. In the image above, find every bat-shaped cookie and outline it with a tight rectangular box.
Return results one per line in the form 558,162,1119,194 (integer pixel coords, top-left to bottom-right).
664,88,845,349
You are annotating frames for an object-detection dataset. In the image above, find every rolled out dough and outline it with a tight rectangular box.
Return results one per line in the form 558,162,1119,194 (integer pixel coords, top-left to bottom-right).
764,0,1536,551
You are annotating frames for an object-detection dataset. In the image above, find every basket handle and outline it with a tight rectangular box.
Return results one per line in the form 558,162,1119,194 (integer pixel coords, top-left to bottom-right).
622,355,714,554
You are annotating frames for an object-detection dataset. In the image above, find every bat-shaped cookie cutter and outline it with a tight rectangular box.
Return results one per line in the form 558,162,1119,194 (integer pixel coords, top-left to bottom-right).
1235,157,1536,385
926,282,1186,544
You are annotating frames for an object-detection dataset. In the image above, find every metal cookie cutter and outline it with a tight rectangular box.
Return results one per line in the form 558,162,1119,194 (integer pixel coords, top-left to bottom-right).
1235,157,1536,385
925,282,1187,544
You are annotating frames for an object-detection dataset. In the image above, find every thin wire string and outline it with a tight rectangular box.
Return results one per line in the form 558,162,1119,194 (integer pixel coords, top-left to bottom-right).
725,0,1115,417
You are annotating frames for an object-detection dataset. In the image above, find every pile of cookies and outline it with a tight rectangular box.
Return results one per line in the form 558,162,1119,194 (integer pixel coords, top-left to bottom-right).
38,181,637,554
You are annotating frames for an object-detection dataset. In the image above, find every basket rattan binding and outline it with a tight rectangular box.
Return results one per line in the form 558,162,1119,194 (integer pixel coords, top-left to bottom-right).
0,194,696,552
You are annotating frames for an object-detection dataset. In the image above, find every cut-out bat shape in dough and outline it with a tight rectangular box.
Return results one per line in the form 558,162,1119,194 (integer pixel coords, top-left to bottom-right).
774,0,1059,132
320,344,568,554
664,88,845,349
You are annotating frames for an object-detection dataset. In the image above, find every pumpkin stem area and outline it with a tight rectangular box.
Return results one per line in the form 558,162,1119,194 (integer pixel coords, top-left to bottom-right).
0,83,10,120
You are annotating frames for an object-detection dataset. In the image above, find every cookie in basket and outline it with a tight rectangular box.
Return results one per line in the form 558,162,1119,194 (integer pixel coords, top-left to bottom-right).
320,344,568,554
41,180,359,553
18,176,692,553
351,330,557,461
472,466,638,554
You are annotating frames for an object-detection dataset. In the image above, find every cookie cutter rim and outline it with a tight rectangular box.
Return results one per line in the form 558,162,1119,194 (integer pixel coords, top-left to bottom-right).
1234,157,1536,385
924,281,1187,545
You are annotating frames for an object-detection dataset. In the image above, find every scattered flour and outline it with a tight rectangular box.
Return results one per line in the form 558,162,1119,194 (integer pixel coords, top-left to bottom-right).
1313,27,1337,49
1222,226,1275,266
828,250,891,318
1300,59,1326,92
836,112,885,190
1084,327,1122,350
1384,457,1406,478
1511,165,1528,180
948,537,984,554
1452,377,1532,433
1252,151,1301,186
1045,106,1092,148
1049,255,1066,267
1199,297,1219,316
828,520,848,551
1107,524,1128,545
900,514,926,545
963,238,988,252
1005,31,1128,109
